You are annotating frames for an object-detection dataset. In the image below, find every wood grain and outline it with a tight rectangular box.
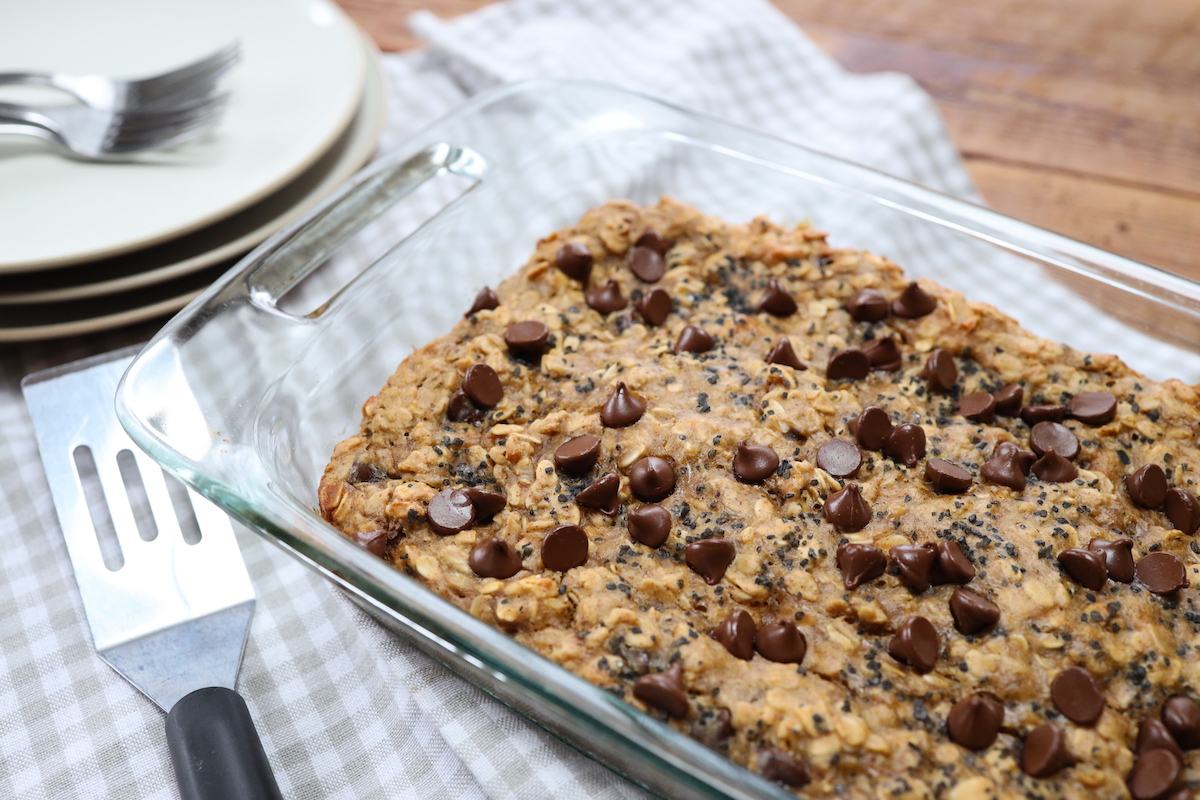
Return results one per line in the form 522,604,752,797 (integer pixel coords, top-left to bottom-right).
776,0,1200,279
335,0,1200,283
336,0,493,51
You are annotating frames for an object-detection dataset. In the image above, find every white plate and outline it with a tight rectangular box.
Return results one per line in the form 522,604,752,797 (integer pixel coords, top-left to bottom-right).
0,33,387,306
0,34,387,343
0,0,365,272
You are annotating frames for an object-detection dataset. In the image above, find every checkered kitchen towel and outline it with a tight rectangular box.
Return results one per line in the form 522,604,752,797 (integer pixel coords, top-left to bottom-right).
3,1,1191,798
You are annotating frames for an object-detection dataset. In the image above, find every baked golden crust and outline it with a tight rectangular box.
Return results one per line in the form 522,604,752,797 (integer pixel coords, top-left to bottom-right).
320,198,1200,799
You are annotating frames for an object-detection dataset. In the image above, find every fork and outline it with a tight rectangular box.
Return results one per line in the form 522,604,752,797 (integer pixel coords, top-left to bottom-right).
0,94,228,161
0,43,240,111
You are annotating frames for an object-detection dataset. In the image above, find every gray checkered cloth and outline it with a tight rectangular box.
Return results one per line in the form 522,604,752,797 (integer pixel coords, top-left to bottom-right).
2,1,1196,798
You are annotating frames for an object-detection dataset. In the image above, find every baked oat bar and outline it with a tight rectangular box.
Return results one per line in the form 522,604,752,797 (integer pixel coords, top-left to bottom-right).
320,198,1200,799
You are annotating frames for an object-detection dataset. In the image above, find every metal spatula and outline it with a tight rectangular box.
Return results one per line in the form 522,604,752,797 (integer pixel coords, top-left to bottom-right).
22,347,281,800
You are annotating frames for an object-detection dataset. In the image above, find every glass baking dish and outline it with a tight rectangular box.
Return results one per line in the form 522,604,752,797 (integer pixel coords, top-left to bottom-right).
117,79,1200,799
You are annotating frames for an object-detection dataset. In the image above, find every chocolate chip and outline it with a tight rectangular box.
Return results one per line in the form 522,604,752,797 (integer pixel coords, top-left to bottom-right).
1088,538,1135,583
890,543,938,592
756,277,797,317
690,707,733,749
576,473,620,515
755,621,807,664
1068,391,1117,426
1128,748,1183,800
601,381,646,428
629,456,676,502
446,389,484,423
733,442,779,484
825,484,873,532
947,693,1004,751
826,347,869,381
585,280,627,314
954,392,996,424
934,540,976,584
542,524,588,571
635,228,671,255
1020,723,1074,778
469,538,522,579
462,487,506,522
628,504,671,548
349,460,386,483
922,348,957,393
925,458,973,494
465,286,499,316
1163,696,1200,750
766,337,806,370
1136,552,1189,595
353,529,390,558
555,241,592,282
757,747,809,787
462,364,503,409
887,616,939,674
1057,548,1107,591
1051,666,1105,726
892,281,937,318
837,542,886,589
554,434,601,475
1125,464,1167,509
1000,441,1038,473
635,287,672,326
632,662,687,718
862,336,902,372
883,427,930,474
994,383,1024,416
713,609,755,661
845,287,889,322
980,441,1035,492
685,538,736,584
628,245,666,282
427,489,475,535
674,324,714,354
1164,487,1200,534
1021,404,1067,425
852,407,893,452
816,438,862,479
1029,421,1079,460
1138,718,1184,757
504,321,550,360
949,587,1000,635
1032,452,1078,483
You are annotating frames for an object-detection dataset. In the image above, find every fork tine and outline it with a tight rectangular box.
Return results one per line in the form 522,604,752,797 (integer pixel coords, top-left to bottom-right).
134,42,239,88
109,113,223,149
1,42,241,112
130,43,241,107
0,80,230,159
106,123,218,154
106,103,227,152
111,94,229,132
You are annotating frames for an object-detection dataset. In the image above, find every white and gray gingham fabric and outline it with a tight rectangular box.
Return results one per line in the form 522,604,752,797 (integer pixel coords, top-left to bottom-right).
2,1,1194,798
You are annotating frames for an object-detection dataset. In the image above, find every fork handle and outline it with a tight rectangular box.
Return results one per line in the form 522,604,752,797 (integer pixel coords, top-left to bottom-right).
0,72,55,88
165,687,283,800
0,102,51,128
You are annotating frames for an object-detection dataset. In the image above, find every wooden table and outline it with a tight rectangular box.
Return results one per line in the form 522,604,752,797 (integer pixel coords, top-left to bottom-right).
337,0,1199,283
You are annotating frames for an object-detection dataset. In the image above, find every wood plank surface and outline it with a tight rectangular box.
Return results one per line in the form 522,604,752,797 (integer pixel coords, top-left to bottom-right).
336,0,1200,283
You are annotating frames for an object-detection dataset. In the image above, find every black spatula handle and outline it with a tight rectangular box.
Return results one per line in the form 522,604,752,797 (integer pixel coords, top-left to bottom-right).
165,687,283,800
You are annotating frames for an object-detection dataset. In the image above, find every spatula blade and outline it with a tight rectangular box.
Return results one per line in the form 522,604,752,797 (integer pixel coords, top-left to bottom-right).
22,346,255,711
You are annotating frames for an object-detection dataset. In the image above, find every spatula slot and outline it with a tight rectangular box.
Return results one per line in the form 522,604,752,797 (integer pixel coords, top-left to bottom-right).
72,444,124,572
117,449,159,543
163,472,203,546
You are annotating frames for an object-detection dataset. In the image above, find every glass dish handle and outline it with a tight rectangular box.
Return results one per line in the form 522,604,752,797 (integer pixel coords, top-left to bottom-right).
244,142,488,316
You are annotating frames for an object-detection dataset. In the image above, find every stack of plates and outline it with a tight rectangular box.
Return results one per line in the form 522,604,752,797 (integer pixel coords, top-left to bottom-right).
0,0,388,342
